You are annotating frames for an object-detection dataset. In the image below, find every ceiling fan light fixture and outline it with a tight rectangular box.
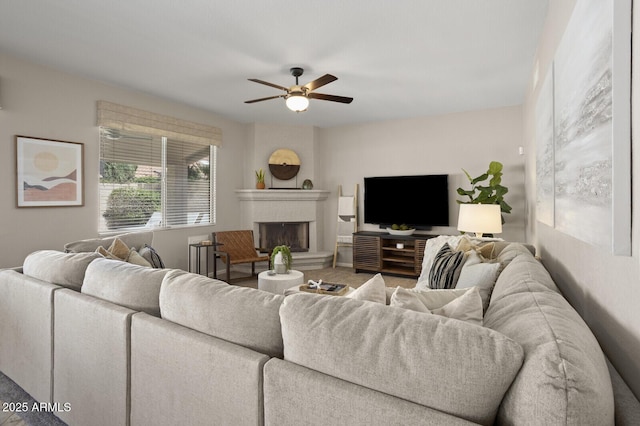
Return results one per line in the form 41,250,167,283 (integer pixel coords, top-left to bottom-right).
286,94,309,112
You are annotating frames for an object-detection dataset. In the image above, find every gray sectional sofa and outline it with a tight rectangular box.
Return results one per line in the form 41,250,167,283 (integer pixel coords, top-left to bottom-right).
0,234,619,425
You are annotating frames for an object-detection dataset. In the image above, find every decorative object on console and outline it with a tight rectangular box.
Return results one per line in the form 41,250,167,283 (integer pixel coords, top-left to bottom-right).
387,223,415,236
270,245,292,274
255,168,266,189
15,135,84,207
245,67,353,113
456,160,512,223
457,204,503,238
301,179,313,189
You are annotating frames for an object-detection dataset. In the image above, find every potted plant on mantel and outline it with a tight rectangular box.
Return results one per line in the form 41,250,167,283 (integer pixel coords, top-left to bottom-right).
456,160,512,223
255,168,266,189
271,245,292,274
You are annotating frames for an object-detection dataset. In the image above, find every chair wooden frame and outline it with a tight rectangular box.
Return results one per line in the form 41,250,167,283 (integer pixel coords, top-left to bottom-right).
213,230,270,283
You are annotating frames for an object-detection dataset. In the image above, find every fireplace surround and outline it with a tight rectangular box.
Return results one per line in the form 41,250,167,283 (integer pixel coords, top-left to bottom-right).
235,189,333,269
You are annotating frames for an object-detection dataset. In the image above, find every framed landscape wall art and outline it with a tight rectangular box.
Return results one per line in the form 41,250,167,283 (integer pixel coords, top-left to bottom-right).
16,136,84,207
535,0,631,255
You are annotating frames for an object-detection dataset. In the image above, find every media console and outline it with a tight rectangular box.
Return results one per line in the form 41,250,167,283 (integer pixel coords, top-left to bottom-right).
353,231,437,278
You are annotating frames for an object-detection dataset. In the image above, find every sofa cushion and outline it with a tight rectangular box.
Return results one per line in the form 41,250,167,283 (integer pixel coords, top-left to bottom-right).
484,248,614,425
160,269,285,358
81,258,169,316
64,231,153,253
490,246,559,304
280,293,524,425
23,250,102,291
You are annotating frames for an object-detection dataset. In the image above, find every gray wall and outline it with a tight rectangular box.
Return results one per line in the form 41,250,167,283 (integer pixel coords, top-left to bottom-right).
523,1,640,397
0,52,247,270
318,106,526,266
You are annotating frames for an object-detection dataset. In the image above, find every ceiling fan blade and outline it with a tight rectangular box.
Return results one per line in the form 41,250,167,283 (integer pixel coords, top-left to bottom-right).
308,92,354,104
248,78,288,91
304,74,337,92
245,94,286,104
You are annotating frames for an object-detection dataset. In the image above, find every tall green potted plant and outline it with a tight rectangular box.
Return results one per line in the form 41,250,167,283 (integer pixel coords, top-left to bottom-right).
456,161,512,223
271,245,292,274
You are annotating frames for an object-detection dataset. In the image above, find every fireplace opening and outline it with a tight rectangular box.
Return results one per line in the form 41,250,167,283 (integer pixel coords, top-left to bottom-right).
259,222,309,253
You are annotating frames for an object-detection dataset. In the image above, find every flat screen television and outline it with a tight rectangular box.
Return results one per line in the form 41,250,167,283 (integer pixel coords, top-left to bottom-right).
364,174,449,229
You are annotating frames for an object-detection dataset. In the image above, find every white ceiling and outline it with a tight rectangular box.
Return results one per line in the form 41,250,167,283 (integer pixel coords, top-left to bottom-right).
0,0,548,128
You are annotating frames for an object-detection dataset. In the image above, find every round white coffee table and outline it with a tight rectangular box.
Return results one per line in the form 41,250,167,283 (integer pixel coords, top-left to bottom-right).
258,269,304,294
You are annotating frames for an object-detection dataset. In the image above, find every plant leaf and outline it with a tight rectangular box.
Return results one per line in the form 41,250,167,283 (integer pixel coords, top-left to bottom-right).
470,173,489,185
488,161,503,174
457,188,474,197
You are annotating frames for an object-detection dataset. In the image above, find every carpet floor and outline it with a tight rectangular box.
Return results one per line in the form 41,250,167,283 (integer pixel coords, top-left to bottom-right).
0,267,418,425
0,372,66,426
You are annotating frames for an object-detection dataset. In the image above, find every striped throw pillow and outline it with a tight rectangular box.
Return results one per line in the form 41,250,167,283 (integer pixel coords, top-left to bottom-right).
428,244,466,289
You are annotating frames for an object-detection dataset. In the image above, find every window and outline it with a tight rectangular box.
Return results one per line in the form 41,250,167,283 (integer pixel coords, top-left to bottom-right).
99,128,217,232
96,101,221,233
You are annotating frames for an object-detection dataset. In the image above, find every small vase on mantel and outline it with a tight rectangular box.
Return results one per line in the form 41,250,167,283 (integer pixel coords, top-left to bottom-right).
255,168,266,189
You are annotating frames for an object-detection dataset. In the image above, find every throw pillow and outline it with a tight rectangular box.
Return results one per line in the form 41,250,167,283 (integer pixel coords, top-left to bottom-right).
389,287,431,313
390,287,483,325
401,287,470,310
95,245,119,260
428,244,466,289
456,256,501,312
417,235,464,284
455,235,477,253
431,287,483,326
127,248,153,268
478,242,497,259
139,244,165,268
107,237,130,260
346,273,386,304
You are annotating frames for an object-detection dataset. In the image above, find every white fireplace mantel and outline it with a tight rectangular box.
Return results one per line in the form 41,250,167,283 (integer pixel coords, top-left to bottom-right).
235,189,330,202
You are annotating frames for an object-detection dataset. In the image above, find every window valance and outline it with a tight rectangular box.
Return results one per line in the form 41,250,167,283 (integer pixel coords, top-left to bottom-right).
97,100,222,147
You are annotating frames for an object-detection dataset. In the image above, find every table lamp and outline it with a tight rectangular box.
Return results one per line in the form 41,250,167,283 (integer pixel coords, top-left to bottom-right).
457,204,502,238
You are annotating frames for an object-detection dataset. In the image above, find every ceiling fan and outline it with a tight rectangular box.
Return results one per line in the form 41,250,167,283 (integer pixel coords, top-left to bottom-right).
245,67,353,112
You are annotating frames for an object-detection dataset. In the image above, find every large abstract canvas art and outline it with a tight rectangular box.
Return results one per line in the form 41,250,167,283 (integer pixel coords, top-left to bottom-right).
537,0,631,255
16,136,84,207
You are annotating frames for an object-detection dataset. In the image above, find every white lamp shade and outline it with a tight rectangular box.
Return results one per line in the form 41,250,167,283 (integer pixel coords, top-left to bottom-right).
457,204,502,236
286,95,309,112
